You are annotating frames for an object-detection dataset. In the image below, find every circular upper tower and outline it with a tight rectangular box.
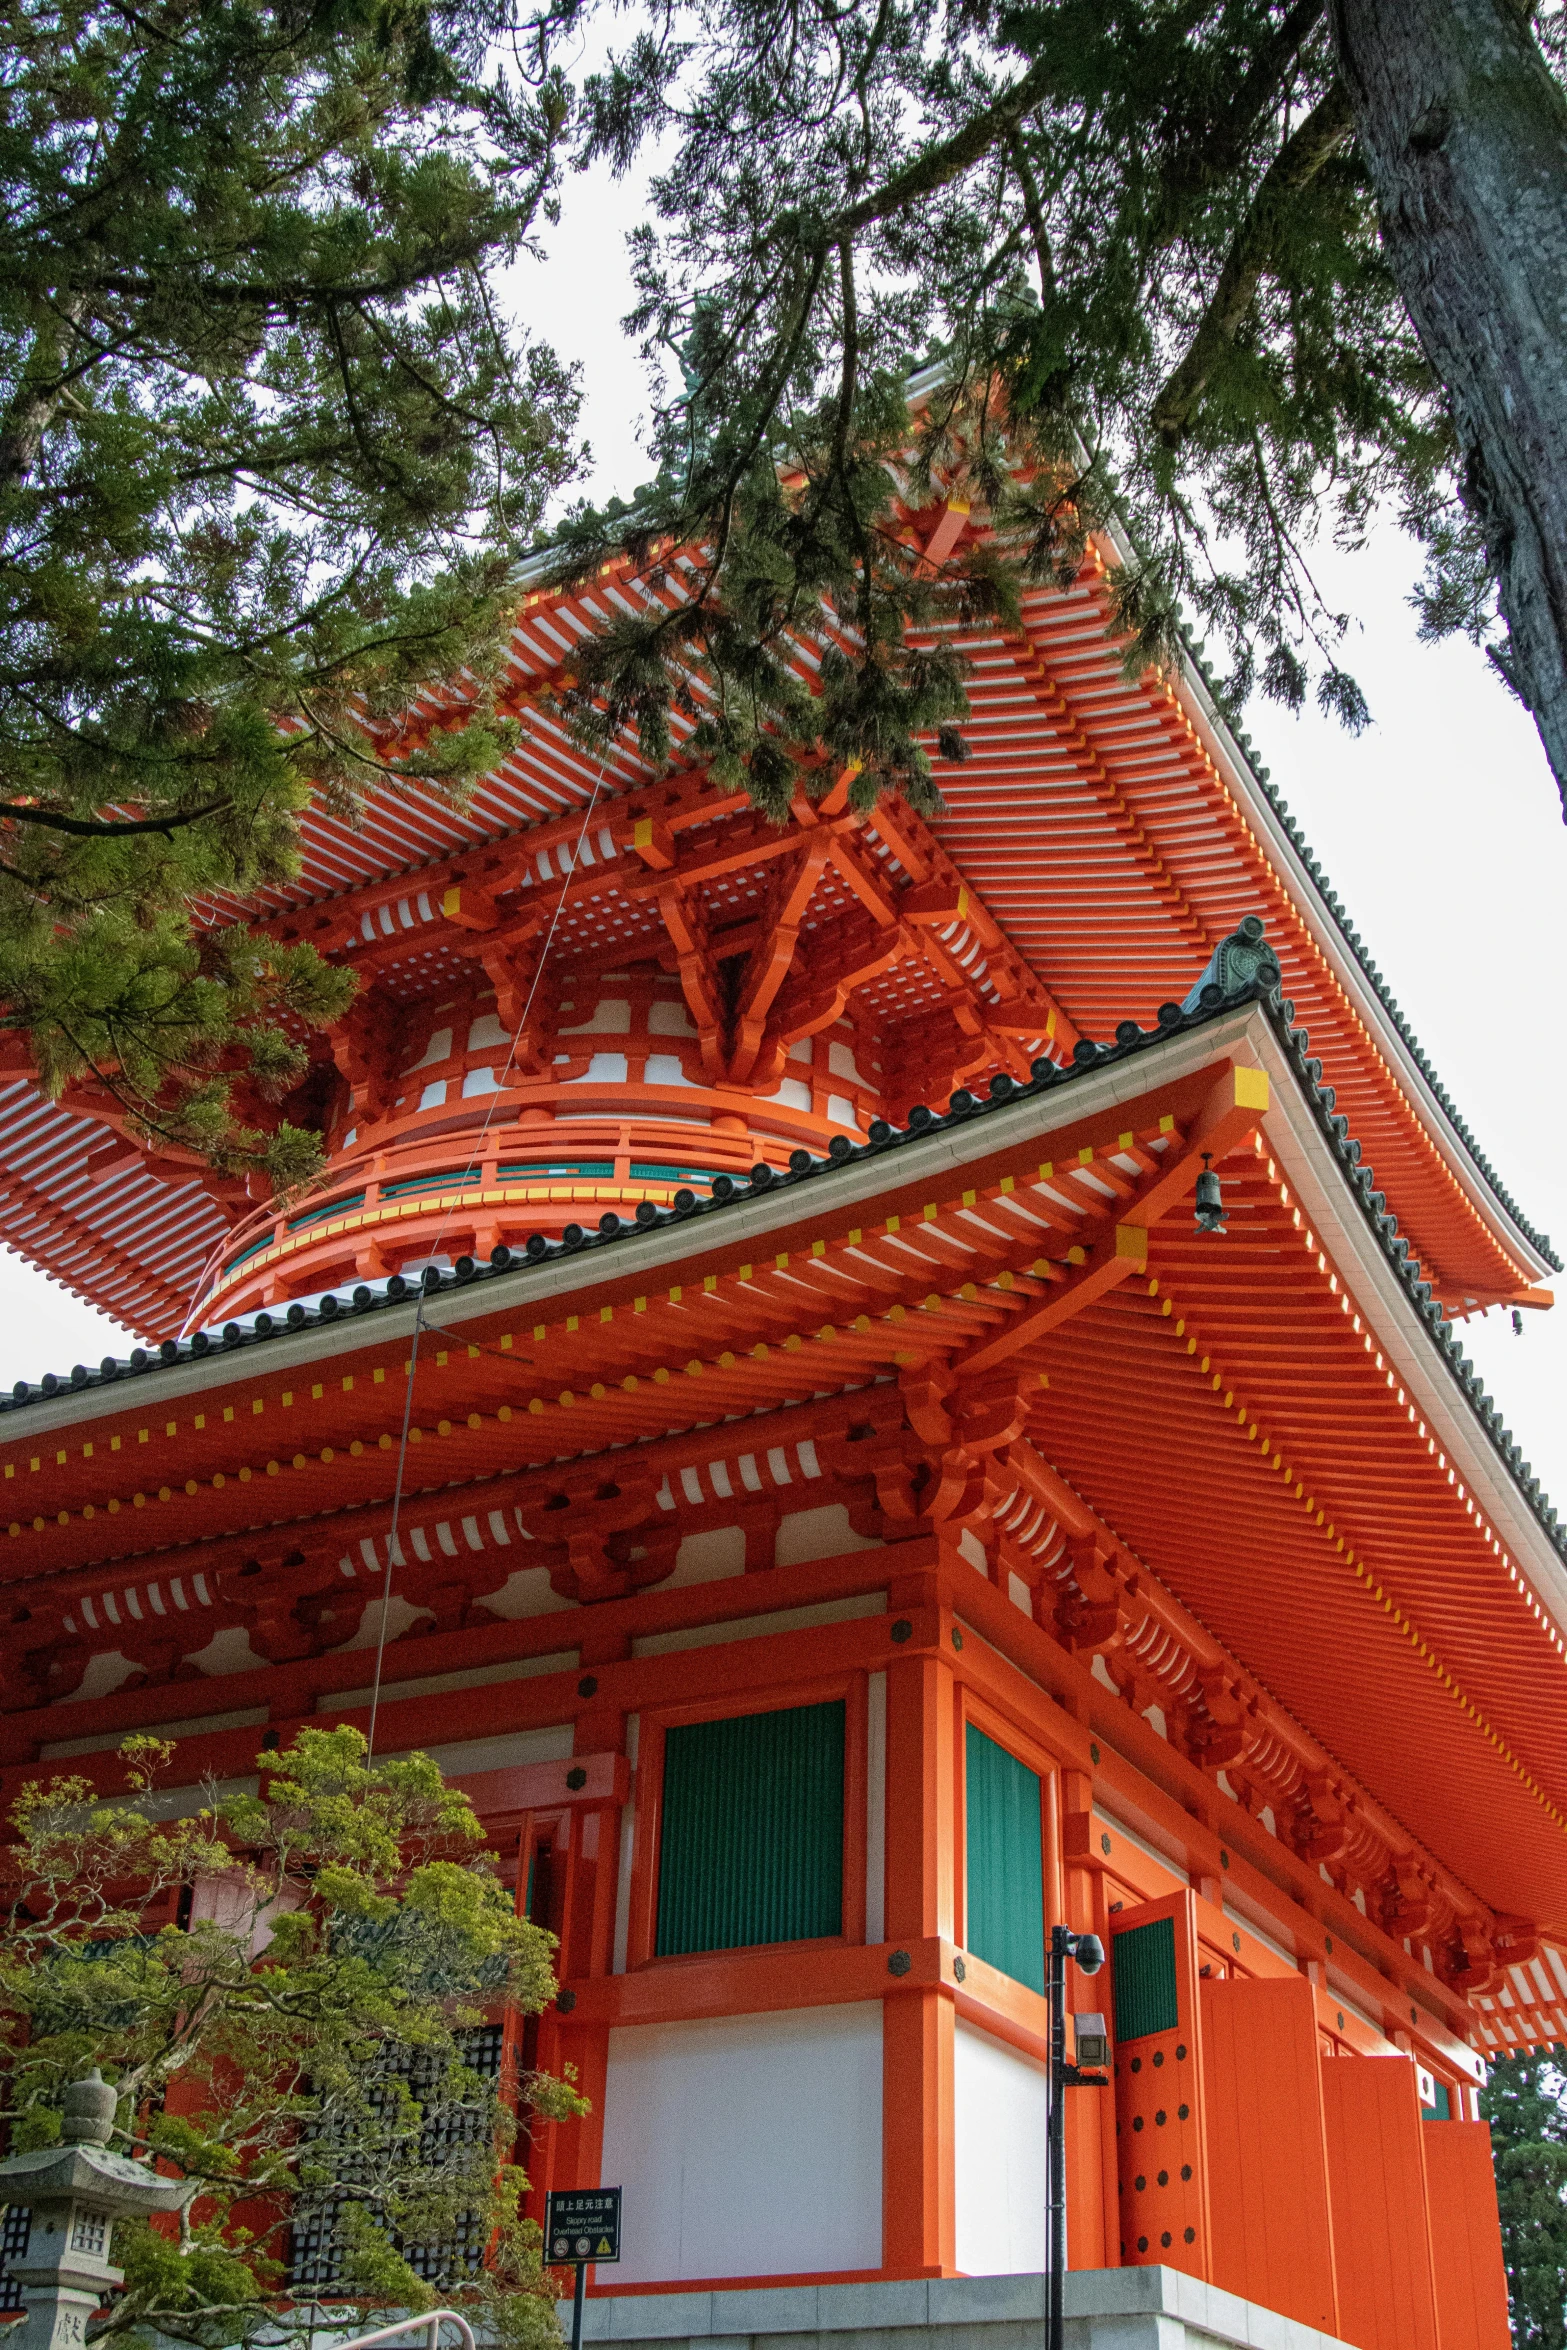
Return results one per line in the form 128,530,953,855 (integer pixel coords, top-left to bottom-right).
196,780,1069,1324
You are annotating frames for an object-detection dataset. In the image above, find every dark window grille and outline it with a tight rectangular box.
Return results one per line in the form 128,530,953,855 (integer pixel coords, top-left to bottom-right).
1112,1915,1181,2041
964,1723,1046,1994
655,1701,845,1958
0,2203,31,2311
287,2024,504,2293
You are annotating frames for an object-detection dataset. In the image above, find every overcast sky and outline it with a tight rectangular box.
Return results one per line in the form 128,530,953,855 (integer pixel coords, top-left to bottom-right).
6,137,1565,1513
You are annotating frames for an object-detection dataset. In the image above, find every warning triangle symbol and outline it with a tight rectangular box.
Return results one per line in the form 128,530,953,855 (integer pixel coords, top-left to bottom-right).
596,2239,612,2256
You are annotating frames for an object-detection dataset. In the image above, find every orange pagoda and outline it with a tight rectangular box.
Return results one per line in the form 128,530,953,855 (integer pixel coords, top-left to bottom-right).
0,484,1561,2350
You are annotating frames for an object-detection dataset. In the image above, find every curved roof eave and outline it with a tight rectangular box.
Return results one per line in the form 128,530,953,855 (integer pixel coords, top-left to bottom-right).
500,397,1560,1284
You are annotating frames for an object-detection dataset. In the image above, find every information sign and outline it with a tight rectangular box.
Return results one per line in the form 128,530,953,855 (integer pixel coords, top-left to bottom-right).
545,2186,622,2266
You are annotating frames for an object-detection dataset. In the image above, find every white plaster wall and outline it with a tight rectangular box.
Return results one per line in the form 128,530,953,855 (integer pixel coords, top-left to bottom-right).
419,1723,573,1775
600,2004,883,2282
953,2020,1049,2277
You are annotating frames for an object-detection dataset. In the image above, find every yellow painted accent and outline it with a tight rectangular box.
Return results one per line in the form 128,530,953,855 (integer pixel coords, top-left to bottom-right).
957,887,970,918
1000,1176,1015,1194
848,1227,862,1244
602,1303,615,1321
1159,1115,1175,1134
1067,1245,1087,1266
1116,1227,1149,1260
1078,1146,1095,1166
669,1287,681,1304
962,1189,976,1207
924,1203,938,1221
567,1315,580,1331
442,885,461,917
1234,1065,1270,1111
776,1252,790,1269
812,1239,826,1257
886,1215,901,1234
499,1336,512,1353
634,816,654,848
436,1353,447,1369
1039,1161,1053,1179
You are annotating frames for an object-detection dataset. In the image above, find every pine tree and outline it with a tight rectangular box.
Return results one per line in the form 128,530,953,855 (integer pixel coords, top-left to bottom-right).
0,0,580,1184
1482,2050,1567,2347
552,0,1567,816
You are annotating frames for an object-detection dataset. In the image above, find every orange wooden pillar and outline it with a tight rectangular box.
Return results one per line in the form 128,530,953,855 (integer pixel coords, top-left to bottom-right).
882,1648,956,2276
1060,1769,1112,2272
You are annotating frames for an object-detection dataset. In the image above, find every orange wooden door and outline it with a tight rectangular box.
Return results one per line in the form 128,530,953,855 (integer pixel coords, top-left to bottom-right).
1319,2054,1440,2350
1109,1891,1209,2277
1422,2118,1511,2350
1199,1974,1339,2333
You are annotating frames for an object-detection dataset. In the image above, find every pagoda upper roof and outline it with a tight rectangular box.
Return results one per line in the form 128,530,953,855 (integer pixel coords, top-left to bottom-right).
0,524,1552,1338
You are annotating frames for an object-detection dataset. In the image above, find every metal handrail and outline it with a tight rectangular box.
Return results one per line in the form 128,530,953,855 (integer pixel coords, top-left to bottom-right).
321,2311,477,2350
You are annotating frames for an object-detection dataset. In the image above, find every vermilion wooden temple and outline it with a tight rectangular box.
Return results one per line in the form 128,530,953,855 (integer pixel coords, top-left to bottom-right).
0,490,1562,2349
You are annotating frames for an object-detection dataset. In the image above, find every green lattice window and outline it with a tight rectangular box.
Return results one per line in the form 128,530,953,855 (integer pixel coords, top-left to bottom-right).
656,1700,845,1956
965,1723,1046,1994
1112,1915,1180,2041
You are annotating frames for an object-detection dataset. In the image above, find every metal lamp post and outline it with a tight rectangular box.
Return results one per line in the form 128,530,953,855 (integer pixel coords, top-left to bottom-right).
1045,1926,1108,2350
0,2070,189,2350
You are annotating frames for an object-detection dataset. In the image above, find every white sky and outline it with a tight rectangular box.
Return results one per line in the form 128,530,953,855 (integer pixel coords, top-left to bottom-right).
6,141,1566,1516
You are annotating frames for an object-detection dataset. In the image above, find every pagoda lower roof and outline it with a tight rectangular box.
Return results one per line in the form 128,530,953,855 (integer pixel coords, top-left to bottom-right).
5,968,1567,1959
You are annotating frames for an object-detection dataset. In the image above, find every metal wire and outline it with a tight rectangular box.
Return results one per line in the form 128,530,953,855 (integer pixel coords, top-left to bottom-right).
361,757,611,1758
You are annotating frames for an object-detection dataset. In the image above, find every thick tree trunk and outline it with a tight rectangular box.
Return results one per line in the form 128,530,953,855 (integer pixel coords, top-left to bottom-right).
1329,0,1567,806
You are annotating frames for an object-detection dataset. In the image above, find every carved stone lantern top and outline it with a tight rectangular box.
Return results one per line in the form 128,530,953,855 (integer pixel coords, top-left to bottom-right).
0,2071,190,2350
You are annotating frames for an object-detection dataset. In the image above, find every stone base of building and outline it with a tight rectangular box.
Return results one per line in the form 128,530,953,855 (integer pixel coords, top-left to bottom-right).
562,2272,1351,2350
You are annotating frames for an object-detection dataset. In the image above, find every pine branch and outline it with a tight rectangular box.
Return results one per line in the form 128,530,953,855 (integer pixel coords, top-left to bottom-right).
0,795,233,838
1150,78,1355,448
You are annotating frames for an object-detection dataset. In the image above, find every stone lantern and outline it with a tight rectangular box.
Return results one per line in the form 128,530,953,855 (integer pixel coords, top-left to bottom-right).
0,2071,189,2350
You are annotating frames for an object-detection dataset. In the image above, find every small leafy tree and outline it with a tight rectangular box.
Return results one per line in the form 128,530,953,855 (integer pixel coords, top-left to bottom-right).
1482,2049,1567,2348
0,0,581,1181
0,1726,582,2350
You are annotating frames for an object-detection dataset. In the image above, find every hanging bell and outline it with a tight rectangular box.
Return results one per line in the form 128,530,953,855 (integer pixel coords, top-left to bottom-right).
1194,1155,1226,1234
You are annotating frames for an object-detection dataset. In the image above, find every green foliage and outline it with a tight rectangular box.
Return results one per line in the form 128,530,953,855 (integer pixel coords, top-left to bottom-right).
0,0,581,1178
0,1726,581,2350
547,366,1012,816
542,0,1559,790
1482,2049,1567,2347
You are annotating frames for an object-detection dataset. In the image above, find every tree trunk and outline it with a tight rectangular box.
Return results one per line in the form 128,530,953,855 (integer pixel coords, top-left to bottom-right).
1330,0,1567,809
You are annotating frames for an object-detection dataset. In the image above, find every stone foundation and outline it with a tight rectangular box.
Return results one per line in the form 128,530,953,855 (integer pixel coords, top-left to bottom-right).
563,2272,1353,2350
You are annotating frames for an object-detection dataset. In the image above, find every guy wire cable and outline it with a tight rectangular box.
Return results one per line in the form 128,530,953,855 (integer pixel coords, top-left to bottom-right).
363,752,613,1758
